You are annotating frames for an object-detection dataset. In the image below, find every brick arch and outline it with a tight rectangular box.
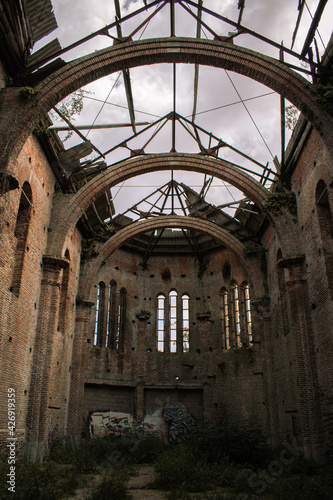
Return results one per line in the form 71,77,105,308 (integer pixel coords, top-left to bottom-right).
78,215,262,299
1,38,332,174
47,153,268,256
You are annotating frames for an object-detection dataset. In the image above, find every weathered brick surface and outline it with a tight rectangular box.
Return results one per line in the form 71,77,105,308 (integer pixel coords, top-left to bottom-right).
0,136,57,456
1,25,333,462
78,247,266,436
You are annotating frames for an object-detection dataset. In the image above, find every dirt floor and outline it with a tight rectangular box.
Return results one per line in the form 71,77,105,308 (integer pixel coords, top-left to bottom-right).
127,465,166,499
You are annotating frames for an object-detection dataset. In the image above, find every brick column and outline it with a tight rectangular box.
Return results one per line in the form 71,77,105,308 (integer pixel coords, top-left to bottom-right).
135,314,149,378
133,314,150,422
251,298,280,445
25,255,69,461
133,385,145,422
279,256,321,459
67,299,95,440
197,313,212,352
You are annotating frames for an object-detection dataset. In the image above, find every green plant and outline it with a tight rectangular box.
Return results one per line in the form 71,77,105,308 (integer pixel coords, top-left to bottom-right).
286,105,300,130
153,444,210,492
129,435,168,464
4,75,13,87
19,86,41,100
81,238,99,263
262,184,297,217
87,467,131,499
312,77,333,116
0,459,78,499
49,89,92,141
33,122,49,136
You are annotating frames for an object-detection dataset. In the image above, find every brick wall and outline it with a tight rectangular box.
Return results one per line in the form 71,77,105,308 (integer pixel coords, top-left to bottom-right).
83,384,134,416
0,135,57,455
82,246,268,436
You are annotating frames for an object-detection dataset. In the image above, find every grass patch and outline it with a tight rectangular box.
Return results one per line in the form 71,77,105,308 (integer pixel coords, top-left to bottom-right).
1,424,333,499
86,467,131,500
0,459,79,499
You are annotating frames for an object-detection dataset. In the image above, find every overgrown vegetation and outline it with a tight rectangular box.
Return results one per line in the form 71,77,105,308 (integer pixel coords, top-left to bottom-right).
19,86,41,100
312,76,333,116
49,89,92,141
286,104,300,130
262,183,297,217
1,423,333,499
80,224,116,263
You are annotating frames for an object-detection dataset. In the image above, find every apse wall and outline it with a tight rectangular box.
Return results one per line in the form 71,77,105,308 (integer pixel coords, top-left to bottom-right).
82,246,267,439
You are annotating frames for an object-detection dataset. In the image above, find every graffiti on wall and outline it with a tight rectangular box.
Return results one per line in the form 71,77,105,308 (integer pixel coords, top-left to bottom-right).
89,401,196,442
164,402,196,442
89,412,131,438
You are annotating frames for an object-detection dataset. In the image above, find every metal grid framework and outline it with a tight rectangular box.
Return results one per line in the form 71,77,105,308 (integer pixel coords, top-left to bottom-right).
26,0,330,257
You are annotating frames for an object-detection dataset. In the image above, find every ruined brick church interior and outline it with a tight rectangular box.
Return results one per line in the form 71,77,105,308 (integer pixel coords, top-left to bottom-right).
0,0,333,463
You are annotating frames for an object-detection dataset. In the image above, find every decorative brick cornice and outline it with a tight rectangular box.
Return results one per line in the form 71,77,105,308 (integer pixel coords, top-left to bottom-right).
278,255,306,269
42,254,70,270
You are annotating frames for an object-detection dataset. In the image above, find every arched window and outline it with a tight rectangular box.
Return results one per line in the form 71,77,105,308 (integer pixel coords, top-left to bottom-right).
58,249,70,334
157,294,165,352
94,282,106,346
11,182,32,296
182,294,190,352
169,290,177,353
107,280,117,348
220,288,230,349
116,288,126,350
230,281,241,348
240,283,252,346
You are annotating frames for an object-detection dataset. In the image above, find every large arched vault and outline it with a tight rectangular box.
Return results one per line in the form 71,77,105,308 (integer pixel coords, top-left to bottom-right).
78,214,264,300
47,153,269,256
1,38,333,175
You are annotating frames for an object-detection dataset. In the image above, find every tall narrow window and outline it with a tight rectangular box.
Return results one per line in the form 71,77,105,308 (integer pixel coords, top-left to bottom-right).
116,288,126,350
11,182,32,297
220,288,230,349
231,281,241,348
241,283,252,345
157,294,165,352
107,280,117,348
169,290,177,353
94,282,106,346
182,294,190,352
58,249,70,334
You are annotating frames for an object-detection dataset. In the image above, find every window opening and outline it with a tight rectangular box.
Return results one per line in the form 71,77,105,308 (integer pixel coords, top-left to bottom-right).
243,283,252,345
231,282,241,348
107,280,117,348
116,288,126,350
11,182,32,297
58,249,70,333
157,294,165,352
182,294,190,352
94,282,105,346
220,288,230,349
169,290,177,353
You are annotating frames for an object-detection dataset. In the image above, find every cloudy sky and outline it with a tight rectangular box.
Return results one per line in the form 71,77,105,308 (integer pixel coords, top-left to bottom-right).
34,0,333,216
